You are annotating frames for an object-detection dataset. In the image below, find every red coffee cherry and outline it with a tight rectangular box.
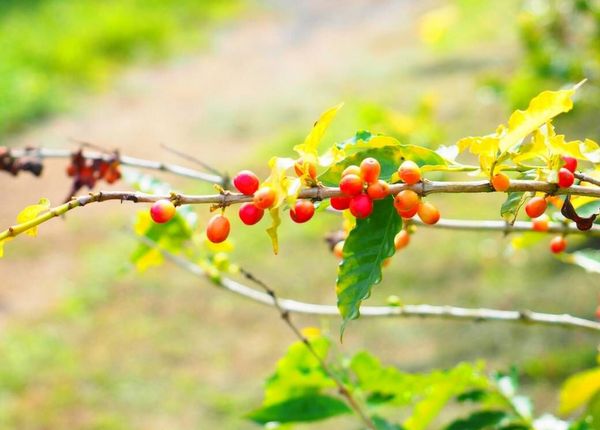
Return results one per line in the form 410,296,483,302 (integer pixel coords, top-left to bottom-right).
398,160,421,185
417,201,440,225
397,205,418,219
253,186,277,209
294,159,317,179
206,214,231,243
349,194,373,219
340,174,364,196
491,173,510,192
150,199,176,224
394,230,410,250
562,156,577,173
525,196,547,218
290,200,315,223
394,190,420,211
367,180,390,200
531,215,549,232
330,195,351,210
549,236,567,254
233,170,260,195
360,157,381,184
238,202,264,225
557,167,575,188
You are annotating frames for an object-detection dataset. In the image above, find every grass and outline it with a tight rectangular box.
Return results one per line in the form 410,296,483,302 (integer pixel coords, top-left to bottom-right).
0,0,243,136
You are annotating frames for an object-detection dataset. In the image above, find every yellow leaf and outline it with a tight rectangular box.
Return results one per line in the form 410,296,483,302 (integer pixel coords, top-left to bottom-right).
512,128,549,164
134,211,153,236
418,5,458,46
16,198,51,237
500,86,578,153
262,156,298,208
266,207,281,255
582,139,600,163
135,247,164,272
559,367,600,415
300,327,322,340
293,103,343,161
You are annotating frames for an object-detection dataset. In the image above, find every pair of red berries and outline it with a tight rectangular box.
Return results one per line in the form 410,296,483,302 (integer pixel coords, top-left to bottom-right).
149,199,232,243
558,155,577,188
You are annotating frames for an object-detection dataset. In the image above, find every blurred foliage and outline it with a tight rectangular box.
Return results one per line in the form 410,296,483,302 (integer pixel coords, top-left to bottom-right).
248,333,600,429
0,0,242,136
487,0,600,110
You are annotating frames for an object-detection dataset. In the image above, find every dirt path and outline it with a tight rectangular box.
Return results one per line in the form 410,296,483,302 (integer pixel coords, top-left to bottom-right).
0,0,438,324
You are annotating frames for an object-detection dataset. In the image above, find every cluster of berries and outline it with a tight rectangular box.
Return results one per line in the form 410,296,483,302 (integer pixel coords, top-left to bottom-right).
148,157,438,246
0,147,43,177
149,159,320,244
332,158,440,224
65,149,121,197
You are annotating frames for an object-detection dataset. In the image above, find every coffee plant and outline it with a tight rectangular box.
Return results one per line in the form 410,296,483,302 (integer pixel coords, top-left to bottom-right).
1,84,600,429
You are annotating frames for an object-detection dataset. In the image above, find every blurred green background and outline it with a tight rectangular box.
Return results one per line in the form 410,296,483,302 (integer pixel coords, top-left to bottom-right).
0,0,599,429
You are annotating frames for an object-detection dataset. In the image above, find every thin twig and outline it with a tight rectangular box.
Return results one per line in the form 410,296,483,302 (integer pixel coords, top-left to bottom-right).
2,179,600,244
410,218,600,236
238,268,376,430
137,235,600,331
575,172,600,187
160,143,225,178
8,147,224,185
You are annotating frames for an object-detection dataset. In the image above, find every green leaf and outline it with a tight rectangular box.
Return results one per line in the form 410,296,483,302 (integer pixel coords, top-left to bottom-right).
584,391,600,430
501,192,526,224
351,351,418,405
404,363,487,430
319,143,445,186
263,336,334,405
246,394,351,424
336,198,402,333
576,200,600,218
372,416,405,430
444,410,508,430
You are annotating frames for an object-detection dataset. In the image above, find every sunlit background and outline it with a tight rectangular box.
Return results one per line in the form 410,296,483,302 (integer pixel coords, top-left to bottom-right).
0,0,599,428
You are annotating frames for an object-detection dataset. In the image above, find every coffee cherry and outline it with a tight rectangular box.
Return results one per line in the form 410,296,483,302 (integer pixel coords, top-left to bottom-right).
562,156,577,173
531,215,549,232
360,157,380,183
290,200,315,223
66,164,77,177
525,196,547,218
238,202,264,225
398,160,421,185
417,201,440,225
340,174,364,196
150,199,176,224
550,236,567,254
349,194,373,219
330,196,351,210
294,159,318,179
342,165,361,177
382,258,392,268
394,230,410,250
367,180,390,200
394,190,420,211
558,167,574,188
233,170,260,195
333,240,344,259
491,173,510,192
253,186,276,209
397,205,419,219
206,214,230,243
